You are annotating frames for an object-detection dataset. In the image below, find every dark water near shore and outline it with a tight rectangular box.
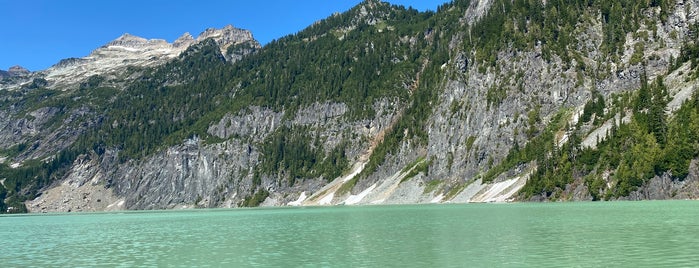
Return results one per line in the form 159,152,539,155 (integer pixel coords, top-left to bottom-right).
2,201,698,267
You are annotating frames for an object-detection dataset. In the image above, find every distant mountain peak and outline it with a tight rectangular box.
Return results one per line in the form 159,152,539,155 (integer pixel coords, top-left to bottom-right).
115,32,141,40
8,65,30,76
197,24,256,45
0,24,261,92
0,25,260,91
174,32,195,48
110,33,145,43
194,24,260,59
104,33,167,49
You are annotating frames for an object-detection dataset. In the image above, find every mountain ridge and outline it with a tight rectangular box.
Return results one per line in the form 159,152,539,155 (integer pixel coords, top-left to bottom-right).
0,25,260,91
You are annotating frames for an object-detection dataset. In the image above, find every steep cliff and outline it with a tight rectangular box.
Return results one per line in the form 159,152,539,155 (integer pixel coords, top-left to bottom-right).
3,0,699,213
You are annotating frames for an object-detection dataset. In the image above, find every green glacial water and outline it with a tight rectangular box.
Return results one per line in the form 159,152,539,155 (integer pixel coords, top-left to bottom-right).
2,201,699,267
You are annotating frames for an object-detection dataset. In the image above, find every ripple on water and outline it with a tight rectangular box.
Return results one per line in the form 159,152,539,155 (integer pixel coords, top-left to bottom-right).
1,202,699,267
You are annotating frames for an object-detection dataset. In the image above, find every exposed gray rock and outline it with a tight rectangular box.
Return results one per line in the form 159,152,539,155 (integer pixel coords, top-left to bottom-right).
208,107,283,141
53,58,89,69
0,104,100,162
197,25,261,61
626,160,699,200
26,153,124,213
104,33,169,49
462,0,494,26
173,32,195,48
112,138,260,209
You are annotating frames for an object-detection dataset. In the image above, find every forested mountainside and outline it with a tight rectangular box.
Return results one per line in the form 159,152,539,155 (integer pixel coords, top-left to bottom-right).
1,0,699,213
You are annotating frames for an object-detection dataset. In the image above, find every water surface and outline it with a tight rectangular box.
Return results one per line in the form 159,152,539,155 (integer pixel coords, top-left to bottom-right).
1,201,698,267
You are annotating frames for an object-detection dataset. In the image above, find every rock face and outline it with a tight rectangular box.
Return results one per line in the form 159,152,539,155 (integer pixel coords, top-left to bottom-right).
26,153,124,213
114,139,262,210
198,25,259,59
624,161,699,200
0,105,97,163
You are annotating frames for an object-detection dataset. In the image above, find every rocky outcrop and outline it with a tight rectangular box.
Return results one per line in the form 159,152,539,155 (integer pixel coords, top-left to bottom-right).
0,65,30,80
0,104,99,162
207,107,283,141
103,33,169,48
198,25,260,60
7,66,30,76
26,153,124,213
173,32,195,48
625,160,699,200
112,138,261,209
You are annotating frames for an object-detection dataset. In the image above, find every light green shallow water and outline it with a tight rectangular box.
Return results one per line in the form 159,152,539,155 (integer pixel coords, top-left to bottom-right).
1,201,699,267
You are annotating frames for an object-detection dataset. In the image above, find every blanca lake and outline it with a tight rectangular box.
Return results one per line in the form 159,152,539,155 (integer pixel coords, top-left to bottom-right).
2,201,698,267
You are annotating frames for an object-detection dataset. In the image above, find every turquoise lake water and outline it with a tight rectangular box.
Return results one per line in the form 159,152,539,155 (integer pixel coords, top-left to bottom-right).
1,201,698,267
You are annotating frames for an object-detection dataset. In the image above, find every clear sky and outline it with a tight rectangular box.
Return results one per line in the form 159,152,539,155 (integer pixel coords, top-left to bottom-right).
0,0,451,71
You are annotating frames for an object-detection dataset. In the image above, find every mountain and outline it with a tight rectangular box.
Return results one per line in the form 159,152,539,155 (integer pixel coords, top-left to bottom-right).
0,65,29,79
8,66,30,76
2,0,699,213
0,25,259,91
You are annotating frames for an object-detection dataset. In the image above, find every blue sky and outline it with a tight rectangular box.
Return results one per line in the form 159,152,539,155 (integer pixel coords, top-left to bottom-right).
1,0,451,71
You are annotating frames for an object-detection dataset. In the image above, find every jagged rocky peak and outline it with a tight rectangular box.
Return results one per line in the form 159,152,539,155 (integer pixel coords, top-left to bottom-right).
197,24,260,49
31,25,260,90
102,33,169,50
108,33,147,45
8,65,30,76
174,32,195,48
0,65,30,79
90,25,259,59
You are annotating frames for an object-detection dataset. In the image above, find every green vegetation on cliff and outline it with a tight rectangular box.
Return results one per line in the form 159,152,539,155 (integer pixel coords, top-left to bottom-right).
517,73,699,200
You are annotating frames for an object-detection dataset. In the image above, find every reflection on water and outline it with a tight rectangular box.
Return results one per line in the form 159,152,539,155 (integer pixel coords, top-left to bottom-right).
2,201,699,267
